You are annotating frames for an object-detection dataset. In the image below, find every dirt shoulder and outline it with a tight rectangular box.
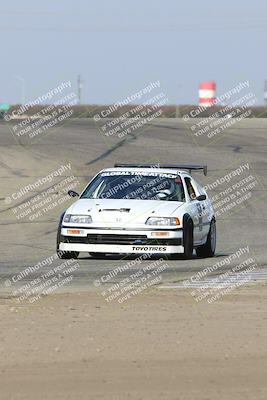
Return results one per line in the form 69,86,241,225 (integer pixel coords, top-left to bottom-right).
0,285,267,400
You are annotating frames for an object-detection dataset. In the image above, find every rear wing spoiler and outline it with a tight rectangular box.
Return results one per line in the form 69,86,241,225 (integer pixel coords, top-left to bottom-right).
114,163,208,176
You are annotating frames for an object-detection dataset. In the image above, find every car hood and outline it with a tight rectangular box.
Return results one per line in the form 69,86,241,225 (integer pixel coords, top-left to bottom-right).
65,198,184,227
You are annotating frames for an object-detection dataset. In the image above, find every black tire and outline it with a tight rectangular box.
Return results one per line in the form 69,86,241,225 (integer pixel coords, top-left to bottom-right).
196,219,216,258
89,252,106,259
182,217,193,259
57,250,79,259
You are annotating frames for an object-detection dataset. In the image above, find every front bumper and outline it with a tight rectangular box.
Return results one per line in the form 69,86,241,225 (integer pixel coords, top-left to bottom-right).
59,226,183,254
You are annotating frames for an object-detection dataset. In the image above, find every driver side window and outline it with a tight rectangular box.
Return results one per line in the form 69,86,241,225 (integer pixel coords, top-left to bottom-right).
184,177,196,200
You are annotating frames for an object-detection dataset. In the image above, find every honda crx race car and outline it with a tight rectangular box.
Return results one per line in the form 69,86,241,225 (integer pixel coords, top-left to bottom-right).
57,164,216,259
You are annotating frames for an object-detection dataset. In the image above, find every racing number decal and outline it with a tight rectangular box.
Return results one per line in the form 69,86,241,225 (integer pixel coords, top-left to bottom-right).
196,203,203,231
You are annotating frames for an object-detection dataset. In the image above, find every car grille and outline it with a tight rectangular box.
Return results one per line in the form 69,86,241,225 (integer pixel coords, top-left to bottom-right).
86,234,147,244
61,234,181,246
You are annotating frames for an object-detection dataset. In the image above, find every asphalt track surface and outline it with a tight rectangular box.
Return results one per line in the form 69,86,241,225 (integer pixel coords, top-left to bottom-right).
0,118,267,297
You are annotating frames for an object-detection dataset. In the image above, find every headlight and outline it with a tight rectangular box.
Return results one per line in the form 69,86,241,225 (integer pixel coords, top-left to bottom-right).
146,217,180,226
63,214,92,224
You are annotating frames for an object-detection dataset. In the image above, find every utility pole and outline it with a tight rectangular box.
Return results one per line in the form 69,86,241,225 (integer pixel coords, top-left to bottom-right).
264,81,267,105
77,75,83,104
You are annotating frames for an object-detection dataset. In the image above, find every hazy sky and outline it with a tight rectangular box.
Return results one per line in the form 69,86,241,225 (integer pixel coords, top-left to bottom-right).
1,0,267,105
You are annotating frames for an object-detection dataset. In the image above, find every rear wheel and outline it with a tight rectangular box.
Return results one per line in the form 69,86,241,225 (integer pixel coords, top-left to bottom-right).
196,219,216,258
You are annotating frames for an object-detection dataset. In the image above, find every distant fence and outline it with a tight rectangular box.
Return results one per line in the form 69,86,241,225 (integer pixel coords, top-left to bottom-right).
4,104,267,119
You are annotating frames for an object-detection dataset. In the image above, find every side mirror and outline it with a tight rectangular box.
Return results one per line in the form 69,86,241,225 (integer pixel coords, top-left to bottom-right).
196,194,206,201
68,190,79,198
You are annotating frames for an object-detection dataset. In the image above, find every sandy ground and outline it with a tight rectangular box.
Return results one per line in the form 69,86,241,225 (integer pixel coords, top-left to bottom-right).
1,285,267,400
1,119,267,399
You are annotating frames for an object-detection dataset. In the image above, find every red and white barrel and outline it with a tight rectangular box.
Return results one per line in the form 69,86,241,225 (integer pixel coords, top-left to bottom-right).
199,81,216,106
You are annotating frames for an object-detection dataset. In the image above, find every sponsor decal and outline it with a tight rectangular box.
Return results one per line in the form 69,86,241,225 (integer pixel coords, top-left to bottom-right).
132,246,167,252
101,172,177,178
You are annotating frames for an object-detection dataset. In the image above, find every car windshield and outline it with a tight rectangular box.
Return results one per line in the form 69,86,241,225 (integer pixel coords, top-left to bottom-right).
81,171,185,202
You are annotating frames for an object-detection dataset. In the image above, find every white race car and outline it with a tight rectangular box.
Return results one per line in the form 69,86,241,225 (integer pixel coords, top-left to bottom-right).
57,164,216,259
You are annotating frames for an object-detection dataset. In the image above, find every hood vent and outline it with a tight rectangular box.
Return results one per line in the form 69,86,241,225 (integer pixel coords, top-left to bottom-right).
98,208,130,213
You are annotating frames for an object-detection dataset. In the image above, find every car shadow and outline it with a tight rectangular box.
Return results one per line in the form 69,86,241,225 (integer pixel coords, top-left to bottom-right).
78,251,231,261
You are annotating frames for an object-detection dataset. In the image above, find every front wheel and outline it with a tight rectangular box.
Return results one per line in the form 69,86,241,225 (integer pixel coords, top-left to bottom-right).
183,219,193,259
57,250,79,259
196,219,216,258
89,252,106,259
56,213,79,259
